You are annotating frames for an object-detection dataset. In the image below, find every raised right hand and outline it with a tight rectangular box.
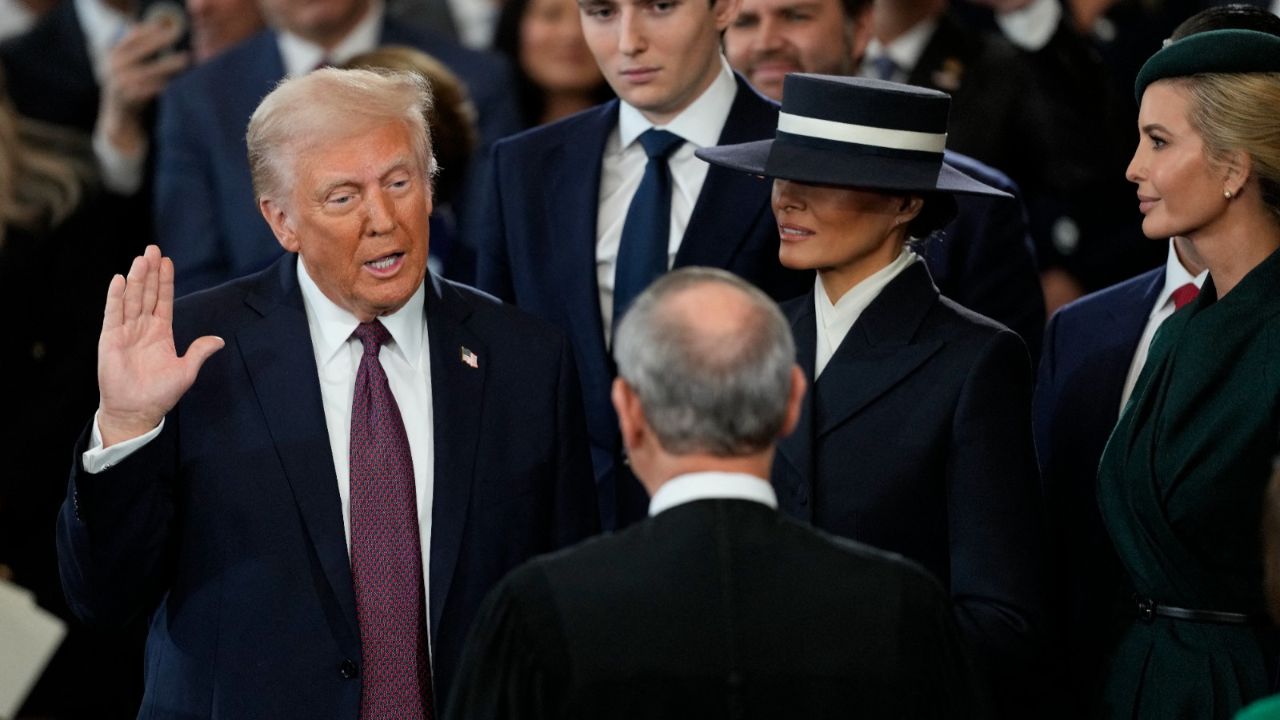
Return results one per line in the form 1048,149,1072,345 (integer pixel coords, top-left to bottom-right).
97,245,224,447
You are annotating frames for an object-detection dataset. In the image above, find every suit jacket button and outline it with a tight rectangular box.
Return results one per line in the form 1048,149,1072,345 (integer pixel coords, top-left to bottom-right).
339,659,358,679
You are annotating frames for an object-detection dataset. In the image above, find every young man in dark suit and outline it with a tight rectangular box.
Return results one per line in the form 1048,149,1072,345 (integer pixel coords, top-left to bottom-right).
448,267,980,718
472,0,809,530
154,0,523,295
57,68,598,719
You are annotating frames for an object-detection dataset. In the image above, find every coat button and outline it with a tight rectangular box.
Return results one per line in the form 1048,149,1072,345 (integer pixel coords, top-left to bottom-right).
339,659,358,679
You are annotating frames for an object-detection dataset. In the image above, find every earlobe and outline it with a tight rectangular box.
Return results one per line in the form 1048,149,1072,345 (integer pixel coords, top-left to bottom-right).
260,198,300,253
1223,150,1252,199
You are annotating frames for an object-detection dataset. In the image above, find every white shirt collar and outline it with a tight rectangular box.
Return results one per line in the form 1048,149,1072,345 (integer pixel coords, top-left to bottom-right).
864,16,939,76
296,255,427,368
814,248,919,377
277,0,384,77
648,470,778,516
73,0,131,83
1152,240,1208,318
617,55,738,150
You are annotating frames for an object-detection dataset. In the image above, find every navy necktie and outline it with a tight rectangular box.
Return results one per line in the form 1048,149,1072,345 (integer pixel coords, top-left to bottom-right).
349,321,434,720
614,129,684,326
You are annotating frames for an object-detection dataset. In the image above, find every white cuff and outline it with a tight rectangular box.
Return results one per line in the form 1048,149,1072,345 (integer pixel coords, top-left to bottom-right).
82,411,164,474
995,0,1062,52
92,125,147,196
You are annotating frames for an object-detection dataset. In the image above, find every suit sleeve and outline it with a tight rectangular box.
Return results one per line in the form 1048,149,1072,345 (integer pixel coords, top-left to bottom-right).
153,84,230,295
471,143,516,303
899,569,986,720
947,328,1049,712
56,417,179,627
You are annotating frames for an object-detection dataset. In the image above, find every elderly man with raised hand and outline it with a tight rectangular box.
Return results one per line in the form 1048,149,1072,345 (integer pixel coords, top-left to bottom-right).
447,267,980,718
57,68,598,719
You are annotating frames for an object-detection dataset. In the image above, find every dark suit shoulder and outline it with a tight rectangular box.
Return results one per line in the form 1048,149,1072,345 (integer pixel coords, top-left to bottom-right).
433,275,569,348
492,101,616,155
1051,266,1162,328
165,30,277,98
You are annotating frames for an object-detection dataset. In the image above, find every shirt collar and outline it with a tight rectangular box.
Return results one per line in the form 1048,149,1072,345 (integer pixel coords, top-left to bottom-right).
816,247,918,327
648,470,778,516
73,0,131,82
296,255,427,368
277,0,384,77
1152,240,1209,317
864,16,938,75
617,55,738,150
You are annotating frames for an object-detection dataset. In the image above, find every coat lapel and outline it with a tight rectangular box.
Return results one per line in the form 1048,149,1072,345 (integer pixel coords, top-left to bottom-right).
774,294,817,518
814,263,944,437
675,76,779,270
236,257,360,656
422,275,487,640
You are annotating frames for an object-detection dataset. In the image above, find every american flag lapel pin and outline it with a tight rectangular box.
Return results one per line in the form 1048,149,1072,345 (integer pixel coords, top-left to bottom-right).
460,346,479,369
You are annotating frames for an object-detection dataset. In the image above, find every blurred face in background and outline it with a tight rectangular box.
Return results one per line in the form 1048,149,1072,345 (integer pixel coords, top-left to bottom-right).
521,0,604,95
188,0,264,62
257,0,370,47
723,0,869,101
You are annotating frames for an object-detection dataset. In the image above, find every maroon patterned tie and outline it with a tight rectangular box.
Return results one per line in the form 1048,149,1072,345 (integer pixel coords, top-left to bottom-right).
349,320,433,719
1171,282,1199,310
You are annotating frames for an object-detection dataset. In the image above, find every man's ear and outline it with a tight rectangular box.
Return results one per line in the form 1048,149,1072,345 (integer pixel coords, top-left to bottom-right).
260,196,300,253
611,378,647,453
778,365,807,439
848,4,874,67
713,0,744,32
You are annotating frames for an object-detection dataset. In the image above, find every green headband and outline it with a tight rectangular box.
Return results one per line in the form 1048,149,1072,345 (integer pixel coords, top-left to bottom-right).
1135,29,1280,102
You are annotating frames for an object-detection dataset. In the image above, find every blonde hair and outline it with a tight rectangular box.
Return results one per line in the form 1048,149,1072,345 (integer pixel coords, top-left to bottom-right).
1174,72,1280,225
246,67,436,204
0,99,92,244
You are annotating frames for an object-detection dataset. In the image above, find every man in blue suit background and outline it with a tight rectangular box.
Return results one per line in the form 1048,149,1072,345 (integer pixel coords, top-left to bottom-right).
472,0,810,529
154,0,523,295
58,68,597,719
1033,235,1204,714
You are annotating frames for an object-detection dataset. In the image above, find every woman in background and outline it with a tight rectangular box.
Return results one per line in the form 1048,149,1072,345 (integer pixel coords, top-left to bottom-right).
1095,28,1280,719
492,0,613,128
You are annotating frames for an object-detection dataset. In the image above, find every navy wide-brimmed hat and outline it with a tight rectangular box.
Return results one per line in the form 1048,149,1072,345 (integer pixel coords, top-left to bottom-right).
695,74,1009,198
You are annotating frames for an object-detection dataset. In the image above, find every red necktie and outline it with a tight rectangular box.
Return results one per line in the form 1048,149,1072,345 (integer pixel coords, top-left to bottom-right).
349,321,434,719
1171,282,1199,310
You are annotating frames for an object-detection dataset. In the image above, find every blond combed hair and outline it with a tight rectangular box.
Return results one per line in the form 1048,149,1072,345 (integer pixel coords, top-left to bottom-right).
1174,72,1280,225
246,67,437,205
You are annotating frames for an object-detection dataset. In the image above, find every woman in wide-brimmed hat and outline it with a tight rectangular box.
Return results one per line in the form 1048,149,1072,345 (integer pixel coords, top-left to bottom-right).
696,74,1046,714
1089,28,1280,720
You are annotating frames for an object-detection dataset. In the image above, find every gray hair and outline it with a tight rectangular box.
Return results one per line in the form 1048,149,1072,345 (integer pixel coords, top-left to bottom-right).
246,67,437,204
613,267,796,456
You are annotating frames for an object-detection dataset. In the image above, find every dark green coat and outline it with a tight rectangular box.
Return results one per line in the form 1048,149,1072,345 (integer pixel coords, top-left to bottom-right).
1097,247,1280,719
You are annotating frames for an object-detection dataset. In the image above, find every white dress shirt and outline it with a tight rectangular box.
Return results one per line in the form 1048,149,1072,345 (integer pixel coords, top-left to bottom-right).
596,56,738,342
814,248,919,378
1118,242,1208,411
445,0,497,48
648,470,778,516
82,261,436,619
277,0,385,77
860,19,937,83
993,0,1061,52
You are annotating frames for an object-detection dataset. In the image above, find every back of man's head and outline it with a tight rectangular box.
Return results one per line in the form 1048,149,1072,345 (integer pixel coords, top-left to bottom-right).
613,267,795,457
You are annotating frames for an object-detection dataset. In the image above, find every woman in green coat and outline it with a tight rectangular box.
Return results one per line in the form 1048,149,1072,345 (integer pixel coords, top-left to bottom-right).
1097,29,1280,719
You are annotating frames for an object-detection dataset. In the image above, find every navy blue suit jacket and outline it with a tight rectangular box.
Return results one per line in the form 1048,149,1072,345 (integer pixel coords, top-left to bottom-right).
771,260,1047,714
154,20,522,295
56,255,599,718
1032,266,1162,713
472,77,811,528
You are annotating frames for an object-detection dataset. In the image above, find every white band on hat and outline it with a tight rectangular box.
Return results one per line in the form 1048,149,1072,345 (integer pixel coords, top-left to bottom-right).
778,113,947,153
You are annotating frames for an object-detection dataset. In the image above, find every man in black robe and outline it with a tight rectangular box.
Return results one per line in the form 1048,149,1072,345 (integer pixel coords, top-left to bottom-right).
446,267,980,718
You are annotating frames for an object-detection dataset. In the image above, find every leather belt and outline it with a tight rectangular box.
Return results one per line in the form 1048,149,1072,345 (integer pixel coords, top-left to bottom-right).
1134,595,1257,625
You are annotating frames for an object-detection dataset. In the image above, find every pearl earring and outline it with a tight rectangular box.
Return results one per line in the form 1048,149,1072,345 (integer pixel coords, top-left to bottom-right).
1225,189,1234,199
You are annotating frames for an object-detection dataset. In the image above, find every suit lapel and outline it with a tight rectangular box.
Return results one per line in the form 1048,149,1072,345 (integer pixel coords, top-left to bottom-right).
775,294,817,518
423,275,487,640
675,76,779,270
544,105,618,417
236,257,360,655
814,263,944,437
